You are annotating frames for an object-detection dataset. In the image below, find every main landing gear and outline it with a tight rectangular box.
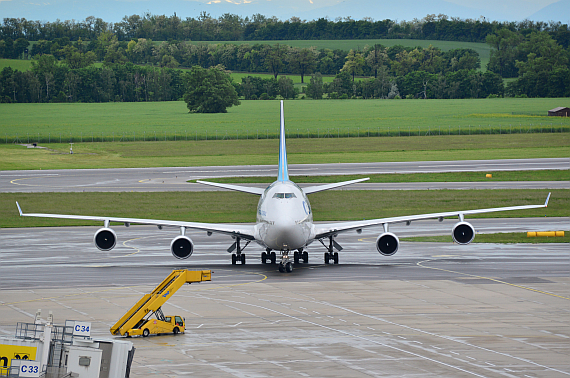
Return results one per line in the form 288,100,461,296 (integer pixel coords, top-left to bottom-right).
228,236,251,265
320,235,342,264
261,249,277,264
262,249,308,273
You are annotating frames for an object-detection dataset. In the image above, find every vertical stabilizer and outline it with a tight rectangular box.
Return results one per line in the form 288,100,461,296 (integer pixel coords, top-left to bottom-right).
278,100,289,182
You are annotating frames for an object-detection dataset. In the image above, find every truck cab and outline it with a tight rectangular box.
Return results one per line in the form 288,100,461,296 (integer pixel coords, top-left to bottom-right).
126,315,185,337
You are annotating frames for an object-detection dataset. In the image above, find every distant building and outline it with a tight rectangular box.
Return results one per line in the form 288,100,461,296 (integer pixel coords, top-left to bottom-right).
548,107,570,117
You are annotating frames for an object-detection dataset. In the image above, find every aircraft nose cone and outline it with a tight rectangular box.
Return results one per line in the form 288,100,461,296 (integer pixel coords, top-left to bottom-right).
266,217,305,250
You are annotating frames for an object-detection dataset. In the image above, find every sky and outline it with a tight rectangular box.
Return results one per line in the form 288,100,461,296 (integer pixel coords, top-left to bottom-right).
443,0,559,19
0,0,566,23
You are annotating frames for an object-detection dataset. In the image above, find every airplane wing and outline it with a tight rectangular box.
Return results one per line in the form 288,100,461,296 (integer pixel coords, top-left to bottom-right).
196,180,265,195
303,178,370,194
16,202,257,240
314,193,551,239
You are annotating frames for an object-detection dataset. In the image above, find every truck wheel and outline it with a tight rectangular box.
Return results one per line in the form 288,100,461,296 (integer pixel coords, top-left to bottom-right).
173,327,179,335
125,332,130,338
143,329,150,337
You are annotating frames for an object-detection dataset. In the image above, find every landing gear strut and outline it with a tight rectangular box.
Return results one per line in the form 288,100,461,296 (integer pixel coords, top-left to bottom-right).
320,236,341,264
229,237,250,265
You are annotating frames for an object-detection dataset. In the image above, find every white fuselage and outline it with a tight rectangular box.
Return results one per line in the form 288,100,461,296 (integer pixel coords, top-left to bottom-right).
254,180,315,251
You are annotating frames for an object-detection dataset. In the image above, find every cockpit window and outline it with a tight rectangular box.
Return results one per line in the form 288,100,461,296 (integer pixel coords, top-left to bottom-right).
273,193,296,199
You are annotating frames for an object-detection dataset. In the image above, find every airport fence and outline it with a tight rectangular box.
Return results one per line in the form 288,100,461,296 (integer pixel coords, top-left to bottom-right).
4,123,570,144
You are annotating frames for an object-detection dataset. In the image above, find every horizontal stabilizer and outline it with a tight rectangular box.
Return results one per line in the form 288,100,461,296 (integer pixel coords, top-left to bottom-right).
303,178,370,194
196,180,265,195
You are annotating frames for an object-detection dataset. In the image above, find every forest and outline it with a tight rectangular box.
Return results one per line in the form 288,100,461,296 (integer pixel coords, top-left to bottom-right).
1,13,569,44
0,13,569,102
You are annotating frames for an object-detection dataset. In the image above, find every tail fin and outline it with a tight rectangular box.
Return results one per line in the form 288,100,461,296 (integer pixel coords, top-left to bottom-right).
278,100,289,182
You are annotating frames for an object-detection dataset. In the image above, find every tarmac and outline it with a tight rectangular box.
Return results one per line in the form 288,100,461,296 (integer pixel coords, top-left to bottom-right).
1,218,569,377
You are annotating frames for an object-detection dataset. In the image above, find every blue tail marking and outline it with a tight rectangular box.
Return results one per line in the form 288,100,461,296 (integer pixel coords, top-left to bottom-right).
278,100,289,182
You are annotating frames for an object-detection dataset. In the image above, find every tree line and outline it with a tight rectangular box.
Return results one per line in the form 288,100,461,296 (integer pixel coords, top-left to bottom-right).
1,13,569,44
1,14,569,101
1,34,482,79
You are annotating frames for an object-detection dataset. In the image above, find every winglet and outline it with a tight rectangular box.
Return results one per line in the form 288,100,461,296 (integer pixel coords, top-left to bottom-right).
277,100,289,182
16,201,23,216
545,192,551,207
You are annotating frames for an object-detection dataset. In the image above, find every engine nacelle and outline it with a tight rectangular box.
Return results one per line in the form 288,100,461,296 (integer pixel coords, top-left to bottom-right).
452,221,475,245
170,235,194,259
376,232,399,256
94,228,117,251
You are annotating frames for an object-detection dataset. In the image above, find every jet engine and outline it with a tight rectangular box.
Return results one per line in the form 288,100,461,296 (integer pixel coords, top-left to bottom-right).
376,232,399,256
170,236,194,259
452,221,475,245
94,228,117,251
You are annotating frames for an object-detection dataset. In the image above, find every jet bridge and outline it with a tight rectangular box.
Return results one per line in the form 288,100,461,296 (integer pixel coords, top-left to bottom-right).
110,270,211,337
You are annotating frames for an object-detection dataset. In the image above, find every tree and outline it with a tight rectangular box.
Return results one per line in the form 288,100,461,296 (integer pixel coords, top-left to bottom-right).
306,73,324,99
183,66,240,113
486,29,523,78
264,44,289,78
365,44,387,78
341,49,365,81
277,76,296,99
288,47,316,83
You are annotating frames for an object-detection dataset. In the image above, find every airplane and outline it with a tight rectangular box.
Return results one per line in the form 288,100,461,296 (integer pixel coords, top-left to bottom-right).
16,101,551,273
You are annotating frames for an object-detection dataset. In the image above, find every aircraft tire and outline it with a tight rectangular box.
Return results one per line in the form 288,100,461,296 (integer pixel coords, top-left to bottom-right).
241,254,246,264
285,262,293,273
302,251,309,263
231,254,237,265
261,252,267,263
271,252,277,264
293,251,300,264
333,252,339,264
278,264,285,273
324,252,330,264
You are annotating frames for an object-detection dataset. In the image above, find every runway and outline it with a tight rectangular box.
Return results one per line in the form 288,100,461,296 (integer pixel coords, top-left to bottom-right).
1,218,569,377
1,157,568,192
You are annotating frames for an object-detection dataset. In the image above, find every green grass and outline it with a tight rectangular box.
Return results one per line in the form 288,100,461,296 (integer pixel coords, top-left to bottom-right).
1,133,569,170
402,231,569,243
190,170,569,184
0,59,33,71
189,39,491,71
2,99,569,143
2,189,563,228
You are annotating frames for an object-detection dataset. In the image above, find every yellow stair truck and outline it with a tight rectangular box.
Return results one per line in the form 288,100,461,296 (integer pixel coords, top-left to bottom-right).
110,270,211,337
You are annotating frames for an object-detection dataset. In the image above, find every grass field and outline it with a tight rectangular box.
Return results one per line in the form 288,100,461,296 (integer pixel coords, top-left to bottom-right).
192,170,570,184
2,189,563,228
1,133,569,170
2,99,569,144
0,58,33,71
402,231,569,243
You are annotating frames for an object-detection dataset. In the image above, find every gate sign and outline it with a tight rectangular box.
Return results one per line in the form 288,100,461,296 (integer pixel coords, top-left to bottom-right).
0,344,37,369
18,361,41,377
73,321,91,337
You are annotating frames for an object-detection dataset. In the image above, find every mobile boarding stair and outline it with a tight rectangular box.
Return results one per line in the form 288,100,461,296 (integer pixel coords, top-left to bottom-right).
110,269,211,337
